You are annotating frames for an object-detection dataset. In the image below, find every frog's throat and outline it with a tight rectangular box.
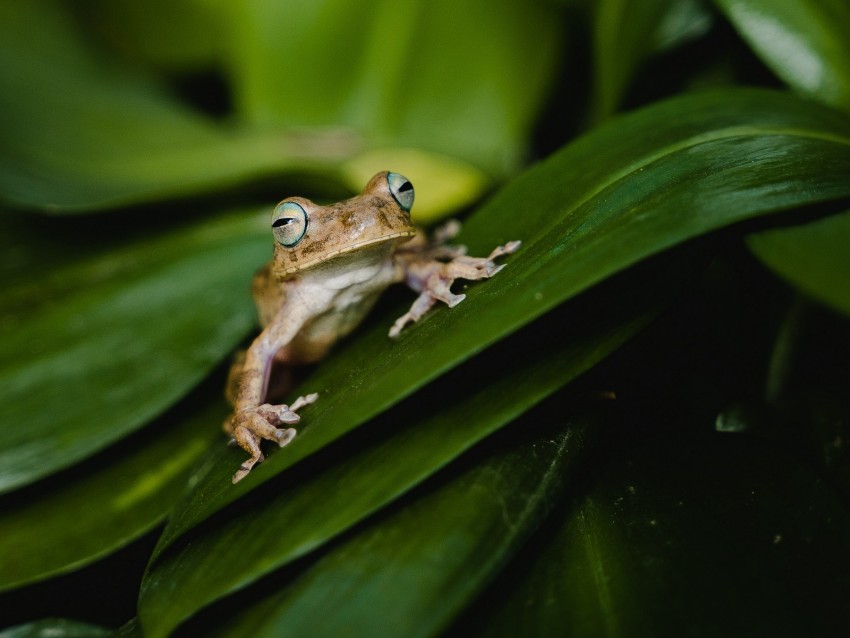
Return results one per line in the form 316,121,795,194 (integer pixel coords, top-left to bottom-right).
281,228,416,275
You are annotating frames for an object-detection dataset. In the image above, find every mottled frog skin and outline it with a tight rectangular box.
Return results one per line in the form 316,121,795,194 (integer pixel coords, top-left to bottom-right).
224,171,519,483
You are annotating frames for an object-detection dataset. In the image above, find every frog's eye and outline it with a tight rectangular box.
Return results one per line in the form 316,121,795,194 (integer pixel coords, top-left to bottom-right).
272,201,308,247
387,172,414,212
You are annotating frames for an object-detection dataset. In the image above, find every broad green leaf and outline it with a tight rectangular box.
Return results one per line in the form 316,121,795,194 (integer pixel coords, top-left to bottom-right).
0,400,222,592
0,1,354,212
207,416,596,638
0,619,110,638
592,0,713,121
0,210,267,492
160,88,850,546
138,270,661,637
460,433,850,636
715,0,850,112
747,210,850,318
220,0,563,178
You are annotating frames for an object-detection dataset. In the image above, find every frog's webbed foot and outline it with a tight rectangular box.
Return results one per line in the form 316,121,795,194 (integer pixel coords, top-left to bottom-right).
390,222,521,337
224,393,319,483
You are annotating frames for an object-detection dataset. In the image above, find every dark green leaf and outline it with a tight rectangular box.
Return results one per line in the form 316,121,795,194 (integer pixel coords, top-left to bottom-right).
207,416,597,638
138,274,659,637
459,433,850,636
592,0,713,121
0,618,110,638
160,88,850,545
0,401,221,591
111,619,142,638
715,0,850,111
748,210,850,317
0,211,266,492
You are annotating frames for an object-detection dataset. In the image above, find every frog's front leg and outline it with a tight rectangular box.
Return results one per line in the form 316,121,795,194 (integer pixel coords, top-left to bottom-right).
390,223,521,337
224,326,318,483
225,395,318,483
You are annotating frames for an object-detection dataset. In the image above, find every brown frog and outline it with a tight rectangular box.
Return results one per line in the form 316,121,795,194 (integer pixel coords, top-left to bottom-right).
224,171,520,483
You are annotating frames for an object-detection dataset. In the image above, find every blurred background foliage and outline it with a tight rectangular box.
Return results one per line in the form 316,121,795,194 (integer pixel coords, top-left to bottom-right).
1,0,849,636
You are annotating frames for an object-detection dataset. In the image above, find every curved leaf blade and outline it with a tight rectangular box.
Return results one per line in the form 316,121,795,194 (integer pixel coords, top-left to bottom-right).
748,210,850,317
592,0,713,121
139,271,662,637
715,0,850,111
161,88,850,543
207,417,596,638
0,401,221,592
0,211,267,492
0,1,353,212
0,619,110,638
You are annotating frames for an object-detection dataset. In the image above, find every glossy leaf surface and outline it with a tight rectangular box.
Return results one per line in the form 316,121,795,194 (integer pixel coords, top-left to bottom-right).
592,0,713,120
139,275,660,637
158,88,850,546
208,417,595,638
0,401,221,591
748,210,850,317
0,211,267,492
716,0,850,111
0,619,110,638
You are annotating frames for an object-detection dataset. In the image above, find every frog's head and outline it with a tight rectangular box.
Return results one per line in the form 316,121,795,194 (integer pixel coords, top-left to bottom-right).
270,171,417,276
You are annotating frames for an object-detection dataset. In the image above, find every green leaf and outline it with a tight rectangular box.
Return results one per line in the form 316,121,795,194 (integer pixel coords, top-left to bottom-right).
219,0,563,177
0,619,110,638
138,270,660,637
208,416,597,638
0,210,267,492
460,432,850,636
0,1,354,212
112,619,142,638
592,0,713,121
72,0,219,71
0,400,221,592
747,210,850,318
160,88,850,546
715,0,850,112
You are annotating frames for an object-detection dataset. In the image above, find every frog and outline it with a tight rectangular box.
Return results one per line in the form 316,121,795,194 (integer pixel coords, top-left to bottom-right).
224,171,520,483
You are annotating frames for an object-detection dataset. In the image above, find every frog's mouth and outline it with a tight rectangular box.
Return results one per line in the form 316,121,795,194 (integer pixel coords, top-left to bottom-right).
281,228,417,275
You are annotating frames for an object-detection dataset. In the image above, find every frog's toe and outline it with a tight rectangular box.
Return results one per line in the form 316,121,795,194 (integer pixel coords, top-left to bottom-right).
232,461,259,484
274,427,297,447
290,392,319,411
231,424,265,483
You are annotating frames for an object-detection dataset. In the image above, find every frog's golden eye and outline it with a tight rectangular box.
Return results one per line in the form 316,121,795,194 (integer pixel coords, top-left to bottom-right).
387,172,414,212
272,201,308,247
